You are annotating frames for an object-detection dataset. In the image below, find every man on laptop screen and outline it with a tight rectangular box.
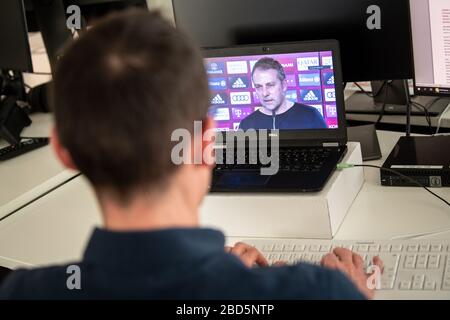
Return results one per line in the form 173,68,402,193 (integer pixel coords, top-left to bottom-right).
239,57,326,130
206,50,338,132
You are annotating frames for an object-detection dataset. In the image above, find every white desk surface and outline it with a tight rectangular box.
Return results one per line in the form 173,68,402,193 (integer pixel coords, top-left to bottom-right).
0,114,78,221
0,130,449,269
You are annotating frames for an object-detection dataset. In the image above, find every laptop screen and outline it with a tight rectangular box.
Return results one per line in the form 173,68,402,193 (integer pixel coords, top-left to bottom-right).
205,50,338,132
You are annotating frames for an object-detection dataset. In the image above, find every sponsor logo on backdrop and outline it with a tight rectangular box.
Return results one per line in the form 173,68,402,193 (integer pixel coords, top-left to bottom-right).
206,61,225,75
298,72,321,87
233,123,240,130
230,92,252,105
229,76,250,89
300,89,322,103
297,57,320,71
278,59,296,73
231,107,254,120
210,92,228,105
286,90,298,102
208,77,227,90
226,61,248,74
285,74,297,87
323,72,335,85
324,88,336,102
212,107,230,121
321,56,333,69
326,105,337,117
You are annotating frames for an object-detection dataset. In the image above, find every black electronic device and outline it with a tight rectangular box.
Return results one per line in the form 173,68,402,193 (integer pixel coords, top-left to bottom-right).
0,137,49,161
381,136,450,187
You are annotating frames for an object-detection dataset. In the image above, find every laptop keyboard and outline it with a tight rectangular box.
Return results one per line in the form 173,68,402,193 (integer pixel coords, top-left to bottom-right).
215,147,339,172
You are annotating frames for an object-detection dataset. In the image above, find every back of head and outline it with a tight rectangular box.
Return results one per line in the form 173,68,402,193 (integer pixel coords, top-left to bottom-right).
51,9,209,202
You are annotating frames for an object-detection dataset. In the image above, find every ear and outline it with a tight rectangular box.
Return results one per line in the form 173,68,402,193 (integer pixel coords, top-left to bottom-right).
50,127,78,171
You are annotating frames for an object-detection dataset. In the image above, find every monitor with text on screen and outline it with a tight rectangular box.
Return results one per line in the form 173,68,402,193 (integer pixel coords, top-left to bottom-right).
205,50,338,131
411,0,450,96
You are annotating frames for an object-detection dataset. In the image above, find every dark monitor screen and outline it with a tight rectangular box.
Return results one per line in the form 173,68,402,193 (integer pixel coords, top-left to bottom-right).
411,0,450,96
173,0,414,83
0,0,32,72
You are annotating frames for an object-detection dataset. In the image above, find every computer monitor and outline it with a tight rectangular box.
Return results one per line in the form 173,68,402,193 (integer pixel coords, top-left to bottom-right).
0,0,33,72
411,0,450,97
172,0,413,83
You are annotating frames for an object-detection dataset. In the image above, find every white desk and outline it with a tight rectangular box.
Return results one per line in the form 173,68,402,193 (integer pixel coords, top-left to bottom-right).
0,130,449,269
0,114,79,221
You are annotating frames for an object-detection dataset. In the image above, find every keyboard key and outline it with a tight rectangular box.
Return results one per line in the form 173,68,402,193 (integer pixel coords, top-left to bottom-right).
309,244,320,252
430,245,442,252
369,245,380,252
404,254,417,269
407,244,419,252
262,244,273,252
391,244,403,252
320,245,332,252
274,244,284,251
357,244,369,252
380,244,391,252
412,275,425,290
399,281,411,290
427,254,440,269
442,280,450,291
381,280,394,290
294,244,306,252
423,281,436,290
416,254,428,269
283,244,295,252
419,244,430,252
279,254,290,261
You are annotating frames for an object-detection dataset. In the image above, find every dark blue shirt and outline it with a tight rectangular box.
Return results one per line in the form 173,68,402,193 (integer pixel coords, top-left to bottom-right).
239,103,327,130
0,228,364,299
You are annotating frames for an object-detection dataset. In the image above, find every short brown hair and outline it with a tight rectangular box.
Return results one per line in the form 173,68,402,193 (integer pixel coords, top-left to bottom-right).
251,57,286,81
51,9,210,202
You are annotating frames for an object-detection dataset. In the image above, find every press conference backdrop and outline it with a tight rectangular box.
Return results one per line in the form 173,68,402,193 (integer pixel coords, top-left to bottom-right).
205,51,338,131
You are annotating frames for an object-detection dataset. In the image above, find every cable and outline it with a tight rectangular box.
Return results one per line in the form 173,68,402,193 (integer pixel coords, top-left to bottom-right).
436,100,450,134
354,81,388,98
410,101,432,134
375,82,389,125
336,163,450,207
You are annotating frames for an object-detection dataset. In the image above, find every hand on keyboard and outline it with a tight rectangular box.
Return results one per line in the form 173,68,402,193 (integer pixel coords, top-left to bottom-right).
321,247,384,299
225,242,270,268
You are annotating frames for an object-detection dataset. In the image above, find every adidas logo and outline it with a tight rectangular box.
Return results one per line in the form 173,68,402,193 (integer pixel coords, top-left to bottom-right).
303,90,318,101
326,75,335,85
232,78,247,88
211,94,226,104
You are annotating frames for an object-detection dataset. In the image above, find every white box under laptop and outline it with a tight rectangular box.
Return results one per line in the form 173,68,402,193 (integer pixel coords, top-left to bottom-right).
200,142,363,239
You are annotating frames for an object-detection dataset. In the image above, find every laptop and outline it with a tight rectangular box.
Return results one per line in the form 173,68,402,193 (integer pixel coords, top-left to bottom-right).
203,40,348,192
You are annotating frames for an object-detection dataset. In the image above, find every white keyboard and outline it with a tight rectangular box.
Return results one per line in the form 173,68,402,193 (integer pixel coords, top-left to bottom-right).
242,238,450,299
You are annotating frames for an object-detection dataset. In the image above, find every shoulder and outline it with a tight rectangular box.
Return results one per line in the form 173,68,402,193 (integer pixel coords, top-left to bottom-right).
291,103,321,116
239,110,263,129
0,263,83,299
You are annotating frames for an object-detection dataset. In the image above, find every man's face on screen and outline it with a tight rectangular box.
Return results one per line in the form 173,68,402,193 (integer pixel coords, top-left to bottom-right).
253,68,287,112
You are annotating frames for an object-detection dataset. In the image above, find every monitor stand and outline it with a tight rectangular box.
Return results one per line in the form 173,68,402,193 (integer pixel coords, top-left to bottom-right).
345,80,450,116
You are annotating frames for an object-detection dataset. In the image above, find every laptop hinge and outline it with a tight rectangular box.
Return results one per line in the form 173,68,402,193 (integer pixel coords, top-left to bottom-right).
322,142,339,147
